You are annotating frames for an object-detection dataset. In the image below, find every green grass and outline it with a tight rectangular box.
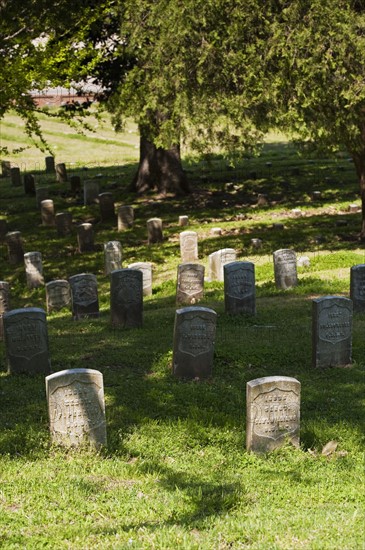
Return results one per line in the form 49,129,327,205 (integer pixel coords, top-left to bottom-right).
0,113,364,549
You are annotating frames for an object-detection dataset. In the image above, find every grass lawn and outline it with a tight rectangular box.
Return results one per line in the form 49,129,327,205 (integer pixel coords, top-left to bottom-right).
0,112,364,549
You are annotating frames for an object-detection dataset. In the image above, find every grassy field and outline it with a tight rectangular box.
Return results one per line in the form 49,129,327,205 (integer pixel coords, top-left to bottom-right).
0,112,364,549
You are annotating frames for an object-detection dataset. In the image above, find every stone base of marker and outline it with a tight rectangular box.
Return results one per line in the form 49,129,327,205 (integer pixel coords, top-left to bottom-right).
46,368,107,448
3,308,51,374
312,296,352,368
224,261,256,315
110,269,143,328
172,306,216,379
69,273,99,319
246,376,301,453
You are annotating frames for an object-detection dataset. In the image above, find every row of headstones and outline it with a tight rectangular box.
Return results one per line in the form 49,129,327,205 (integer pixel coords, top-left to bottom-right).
45,367,299,453
0,293,354,377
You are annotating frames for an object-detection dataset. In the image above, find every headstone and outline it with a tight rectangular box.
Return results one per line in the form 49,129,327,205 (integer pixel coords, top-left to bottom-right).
176,263,204,305
6,231,24,264
0,281,10,341
312,191,322,201
83,180,99,205
224,261,256,315
41,199,55,226
45,156,55,173
77,223,94,253
180,231,198,262
56,162,67,183
272,223,284,230
69,273,99,319
10,167,21,187
128,262,153,296
46,368,107,448
110,269,143,328
350,264,365,312
297,256,310,268
0,219,7,241
3,307,51,374
257,194,268,206
36,187,50,208
208,248,236,281
24,251,44,288
55,212,73,237
23,174,36,195
291,208,302,218
312,296,353,368
172,306,216,379
273,249,298,290
210,227,222,236
178,215,189,226
349,204,360,213
251,238,262,249
1,161,11,177
46,280,71,313
99,192,115,221
104,241,122,275
117,205,134,230
147,218,163,243
70,175,81,195
246,376,301,453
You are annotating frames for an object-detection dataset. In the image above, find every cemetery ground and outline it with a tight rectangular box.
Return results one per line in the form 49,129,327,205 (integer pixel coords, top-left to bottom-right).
0,113,364,548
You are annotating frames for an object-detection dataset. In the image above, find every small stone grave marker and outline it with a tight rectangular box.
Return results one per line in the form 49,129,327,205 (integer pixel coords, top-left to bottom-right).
70,175,81,195
208,248,236,281
83,180,99,205
3,307,51,374
77,223,94,253
46,280,71,313
55,212,73,237
45,156,55,173
0,281,10,341
273,249,298,290
104,241,122,275
110,269,143,328
224,261,256,315
178,215,189,226
350,264,365,312
128,262,153,296
312,296,352,368
99,192,115,221
10,167,21,187
1,161,11,177
56,163,68,183
46,368,107,448
41,199,55,226
69,273,99,319
23,174,36,195
176,263,204,305
24,252,44,288
6,231,24,264
180,231,198,262
117,205,134,230
172,306,216,379
246,376,301,452
147,218,163,243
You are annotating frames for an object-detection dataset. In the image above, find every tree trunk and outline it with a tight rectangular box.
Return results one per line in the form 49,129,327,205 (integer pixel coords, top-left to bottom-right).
130,134,190,195
353,151,365,240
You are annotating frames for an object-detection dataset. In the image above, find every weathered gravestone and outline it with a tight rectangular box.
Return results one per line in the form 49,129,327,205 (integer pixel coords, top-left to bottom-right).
83,180,99,205
176,263,204,305
273,249,298,290
117,205,134,230
312,296,352,368
36,186,50,208
246,376,301,453
41,199,55,226
147,218,163,244
3,307,51,374
56,162,68,183
110,269,143,328
55,212,73,237
69,273,99,319
10,167,21,187
178,215,189,227
46,280,71,313
45,156,55,173
46,368,107,448
1,160,11,177
77,223,94,253
24,251,44,288
70,175,81,195
98,192,115,222
104,241,122,275
6,231,24,264
180,231,198,263
23,174,36,195
224,261,256,315
128,262,153,296
350,265,365,312
0,281,10,341
172,306,216,379
208,248,237,281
